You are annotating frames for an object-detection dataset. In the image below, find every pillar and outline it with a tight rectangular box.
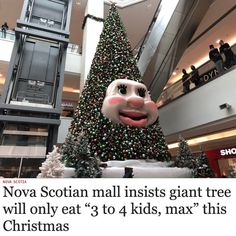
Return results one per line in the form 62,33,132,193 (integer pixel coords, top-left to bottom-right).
80,0,104,91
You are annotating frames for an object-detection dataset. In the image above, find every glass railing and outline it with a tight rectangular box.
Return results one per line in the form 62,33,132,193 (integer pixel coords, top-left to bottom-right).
67,43,81,54
0,30,81,54
0,30,15,41
157,43,236,107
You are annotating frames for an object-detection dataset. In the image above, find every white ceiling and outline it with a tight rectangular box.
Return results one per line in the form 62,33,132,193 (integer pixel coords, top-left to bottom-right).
104,0,147,8
70,0,160,48
0,0,158,50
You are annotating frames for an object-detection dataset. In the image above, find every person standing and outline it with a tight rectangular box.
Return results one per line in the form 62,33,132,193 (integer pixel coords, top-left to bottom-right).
209,44,224,74
1,22,9,38
190,65,201,87
219,40,236,69
181,69,190,94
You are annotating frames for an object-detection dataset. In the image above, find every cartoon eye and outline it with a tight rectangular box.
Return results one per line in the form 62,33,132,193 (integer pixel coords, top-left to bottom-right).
137,87,146,97
118,84,127,95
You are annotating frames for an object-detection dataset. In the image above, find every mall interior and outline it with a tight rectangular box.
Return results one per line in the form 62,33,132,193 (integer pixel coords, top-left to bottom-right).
0,0,235,178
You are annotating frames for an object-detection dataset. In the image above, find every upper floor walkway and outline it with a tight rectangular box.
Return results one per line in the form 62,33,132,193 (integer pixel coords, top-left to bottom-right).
0,30,82,74
159,64,236,153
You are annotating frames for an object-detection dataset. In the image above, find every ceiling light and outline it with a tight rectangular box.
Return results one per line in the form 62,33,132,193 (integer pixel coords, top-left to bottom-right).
63,87,80,94
168,129,236,149
168,143,178,149
73,89,80,94
0,78,5,84
172,72,177,76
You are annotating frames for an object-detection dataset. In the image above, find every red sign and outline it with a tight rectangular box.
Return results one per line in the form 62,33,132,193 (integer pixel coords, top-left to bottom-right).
205,146,236,177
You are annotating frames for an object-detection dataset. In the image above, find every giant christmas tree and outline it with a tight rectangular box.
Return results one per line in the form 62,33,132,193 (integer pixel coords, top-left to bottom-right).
62,4,170,162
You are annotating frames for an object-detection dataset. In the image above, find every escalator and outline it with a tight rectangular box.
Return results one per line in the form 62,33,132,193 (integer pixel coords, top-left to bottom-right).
137,0,214,100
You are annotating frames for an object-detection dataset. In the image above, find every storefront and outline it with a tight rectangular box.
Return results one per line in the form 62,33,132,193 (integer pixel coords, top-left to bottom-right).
0,158,43,178
205,146,236,177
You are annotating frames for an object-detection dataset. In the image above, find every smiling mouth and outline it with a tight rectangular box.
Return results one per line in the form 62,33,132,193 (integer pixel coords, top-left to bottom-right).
119,111,147,120
119,111,148,127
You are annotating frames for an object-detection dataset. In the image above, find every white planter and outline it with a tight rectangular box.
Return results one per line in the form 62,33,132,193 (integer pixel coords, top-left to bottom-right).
102,160,193,178
63,167,76,178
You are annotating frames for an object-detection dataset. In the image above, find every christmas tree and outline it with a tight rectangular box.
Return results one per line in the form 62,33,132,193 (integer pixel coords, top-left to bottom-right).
175,136,195,169
38,146,64,178
62,4,170,162
193,150,214,178
228,166,236,178
74,132,102,178
61,133,78,167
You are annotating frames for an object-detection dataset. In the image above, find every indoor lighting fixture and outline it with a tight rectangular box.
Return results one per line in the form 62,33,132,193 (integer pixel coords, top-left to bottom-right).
168,129,236,149
73,89,80,94
63,87,80,94
0,78,5,84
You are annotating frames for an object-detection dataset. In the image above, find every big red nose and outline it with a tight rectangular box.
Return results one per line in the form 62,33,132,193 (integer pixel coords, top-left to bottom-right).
127,97,144,108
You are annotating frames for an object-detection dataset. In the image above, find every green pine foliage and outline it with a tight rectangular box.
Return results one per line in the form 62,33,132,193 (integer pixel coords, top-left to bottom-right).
193,150,214,178
175,137,214,178
76,156,102,178
60,133,78,168
228,166,236,178
74,133,102,178
175,136,195,169
63,4,171,162
156,123,171,162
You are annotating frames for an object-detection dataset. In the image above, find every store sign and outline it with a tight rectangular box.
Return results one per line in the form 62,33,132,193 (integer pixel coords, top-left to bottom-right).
206,146,236,158
220,148,236,156
205,146,236,177
199,68,218,83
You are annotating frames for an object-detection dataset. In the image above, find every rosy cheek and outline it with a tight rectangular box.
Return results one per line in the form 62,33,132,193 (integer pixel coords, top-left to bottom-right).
145,101,157,110
107,97,126,105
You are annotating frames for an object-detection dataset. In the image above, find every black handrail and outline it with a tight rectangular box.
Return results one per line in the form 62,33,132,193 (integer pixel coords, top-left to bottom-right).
135,0,162,61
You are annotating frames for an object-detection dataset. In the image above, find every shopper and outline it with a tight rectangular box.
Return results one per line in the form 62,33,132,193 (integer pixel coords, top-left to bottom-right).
219,40,236,69
209,44,224,74
1,22,9,38
181,69,190,94
190,65,200,87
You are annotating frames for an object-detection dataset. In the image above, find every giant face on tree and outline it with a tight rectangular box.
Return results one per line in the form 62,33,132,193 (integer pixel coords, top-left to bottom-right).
102,79,158,127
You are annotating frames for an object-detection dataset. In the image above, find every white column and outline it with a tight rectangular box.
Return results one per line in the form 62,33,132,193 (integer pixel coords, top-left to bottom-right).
80,0,104,91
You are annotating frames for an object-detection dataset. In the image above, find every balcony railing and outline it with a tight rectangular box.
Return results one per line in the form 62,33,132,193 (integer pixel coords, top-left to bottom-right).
157,43,236,107
0,30,81,54
0,30,15,40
